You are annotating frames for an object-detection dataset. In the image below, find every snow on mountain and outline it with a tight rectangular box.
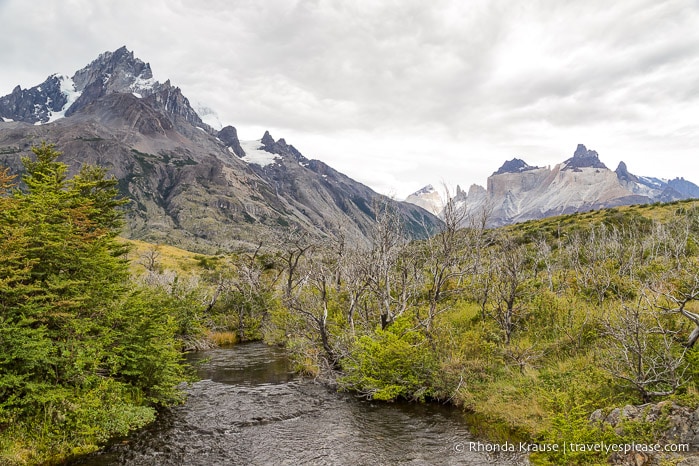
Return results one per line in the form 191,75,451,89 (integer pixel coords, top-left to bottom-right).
408,145,699,227
46,75,82,123
129,75,157,94
638,176,667,188
193,103,223,131
404,184,443,216
238,139,280,167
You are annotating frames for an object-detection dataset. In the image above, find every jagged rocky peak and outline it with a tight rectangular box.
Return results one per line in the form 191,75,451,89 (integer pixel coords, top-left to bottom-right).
257,130,306,162
468,183,487,195
142,79,209,130
493,158,538,175
404,184,443,216
563,144,607,170
668,178,699,199
0,46,212,132
64,46,158,118
261,130,275,147
411,184,436,196
71,46,154,95
218,125,245,158
615,161,638,183
0,74,68,123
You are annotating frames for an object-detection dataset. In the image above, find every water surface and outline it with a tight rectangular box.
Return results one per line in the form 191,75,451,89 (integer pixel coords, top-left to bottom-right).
70,343,525,465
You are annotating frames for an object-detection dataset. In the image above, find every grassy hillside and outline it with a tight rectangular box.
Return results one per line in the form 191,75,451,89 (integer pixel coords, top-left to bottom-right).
119,237,210,275
9,196,696,465
258,198,699,465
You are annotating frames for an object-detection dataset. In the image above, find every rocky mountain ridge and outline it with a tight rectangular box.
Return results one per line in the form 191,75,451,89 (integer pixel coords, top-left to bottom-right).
0,47,440,252
406,144,699,227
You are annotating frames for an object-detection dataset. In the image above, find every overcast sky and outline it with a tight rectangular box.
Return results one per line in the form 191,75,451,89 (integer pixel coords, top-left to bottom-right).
1,0,698,198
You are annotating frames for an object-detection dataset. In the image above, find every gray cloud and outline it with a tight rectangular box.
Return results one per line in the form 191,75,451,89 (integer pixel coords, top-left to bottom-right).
1,0,697,196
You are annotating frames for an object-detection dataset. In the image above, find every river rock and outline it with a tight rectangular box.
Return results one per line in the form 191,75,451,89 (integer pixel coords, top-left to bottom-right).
590,401,699,465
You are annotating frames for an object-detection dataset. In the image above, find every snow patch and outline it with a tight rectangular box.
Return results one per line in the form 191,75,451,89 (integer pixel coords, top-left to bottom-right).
639,176,667,187
404,184,444,216
193,103,223,131
130,75,157,94
46,75,82,123
132,92,142,99
239,140,279,167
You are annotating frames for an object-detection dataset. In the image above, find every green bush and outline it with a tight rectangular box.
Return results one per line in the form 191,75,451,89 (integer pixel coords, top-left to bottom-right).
0,144,189,464
339,316,437,401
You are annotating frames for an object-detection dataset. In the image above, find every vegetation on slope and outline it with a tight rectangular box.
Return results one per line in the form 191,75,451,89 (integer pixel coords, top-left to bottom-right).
0,144,195,464
4,143,699,465
120,195,699,464
258,198,699,464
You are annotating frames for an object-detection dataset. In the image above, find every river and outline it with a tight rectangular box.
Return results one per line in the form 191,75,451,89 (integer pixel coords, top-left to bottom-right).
69,342,526,465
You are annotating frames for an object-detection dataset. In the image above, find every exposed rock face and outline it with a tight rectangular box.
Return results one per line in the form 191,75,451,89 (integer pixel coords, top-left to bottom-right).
71,46,152,94
493,158,538,175
218,126,245,158
0,46,212,135
668,178,699,199
615,161,638,183
0,76,67,123
563,144,607,171
590,401,699,465
406,145,699,227
405,185,443,216
0,47,441,252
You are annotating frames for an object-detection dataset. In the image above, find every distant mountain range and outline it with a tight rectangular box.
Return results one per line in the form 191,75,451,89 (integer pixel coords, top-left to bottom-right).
0,47,440,252
406,144,699,226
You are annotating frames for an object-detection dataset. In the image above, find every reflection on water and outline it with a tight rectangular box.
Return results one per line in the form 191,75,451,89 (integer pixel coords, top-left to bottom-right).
69,343,526,465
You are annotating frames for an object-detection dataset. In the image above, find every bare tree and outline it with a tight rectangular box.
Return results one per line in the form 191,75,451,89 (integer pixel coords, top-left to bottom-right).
532,234,555,292
488,235,530,345
138,243,161,272
419,187,487,333
653,266,699,348
286,246,340,367
504,340,545,374
272,226,315,298
365,199,413,330
601,298,688,402
470,250,495,322
339,243,371,334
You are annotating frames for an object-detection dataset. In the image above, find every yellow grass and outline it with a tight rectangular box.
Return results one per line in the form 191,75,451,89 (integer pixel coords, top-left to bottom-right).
207,331,237,346
117,237,210,276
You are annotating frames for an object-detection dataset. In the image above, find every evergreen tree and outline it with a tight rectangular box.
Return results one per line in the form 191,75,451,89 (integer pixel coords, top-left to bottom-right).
0,143,187,462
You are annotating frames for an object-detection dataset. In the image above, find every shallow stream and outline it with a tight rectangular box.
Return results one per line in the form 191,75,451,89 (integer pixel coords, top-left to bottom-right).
70,342,525,465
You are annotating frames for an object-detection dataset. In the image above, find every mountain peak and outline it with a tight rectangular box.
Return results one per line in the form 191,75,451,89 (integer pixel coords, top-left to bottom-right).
410,184,436,196
404,185,442,215
493,158,538,176
0,46,213,132
72,46,154,96
261,131,275,146
615,161,638,183
564,144,607,170
218,125,245,158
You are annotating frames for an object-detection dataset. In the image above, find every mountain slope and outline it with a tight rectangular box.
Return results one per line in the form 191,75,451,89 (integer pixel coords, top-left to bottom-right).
407,144,699,227
0,47,440,252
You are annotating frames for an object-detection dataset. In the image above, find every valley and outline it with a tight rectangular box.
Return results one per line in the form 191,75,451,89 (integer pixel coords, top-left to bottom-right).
2,47,699,466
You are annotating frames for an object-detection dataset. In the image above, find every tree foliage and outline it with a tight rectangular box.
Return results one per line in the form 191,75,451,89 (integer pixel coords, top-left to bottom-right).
0,143,187,463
